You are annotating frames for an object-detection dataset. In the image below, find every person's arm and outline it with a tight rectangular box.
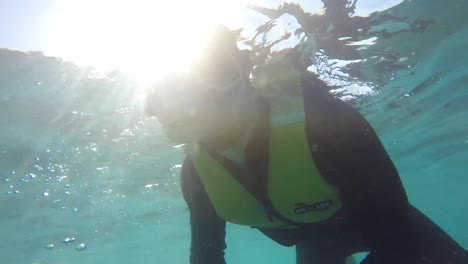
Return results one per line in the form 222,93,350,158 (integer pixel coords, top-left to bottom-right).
303,77,467,263
339,100,468,264
325,95,414,261
334,99,468,263
180,156,227,264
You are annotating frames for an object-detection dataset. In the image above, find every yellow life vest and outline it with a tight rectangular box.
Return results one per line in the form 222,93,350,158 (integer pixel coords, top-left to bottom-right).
189,95,342,228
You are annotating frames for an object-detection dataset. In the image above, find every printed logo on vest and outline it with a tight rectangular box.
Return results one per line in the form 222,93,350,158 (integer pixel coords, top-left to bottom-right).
294,200,333,215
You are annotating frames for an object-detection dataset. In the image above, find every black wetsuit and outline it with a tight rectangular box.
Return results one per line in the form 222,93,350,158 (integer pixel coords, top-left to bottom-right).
180,75,467,264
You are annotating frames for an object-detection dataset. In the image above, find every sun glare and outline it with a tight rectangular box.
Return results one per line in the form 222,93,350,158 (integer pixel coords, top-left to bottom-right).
46,0,246,85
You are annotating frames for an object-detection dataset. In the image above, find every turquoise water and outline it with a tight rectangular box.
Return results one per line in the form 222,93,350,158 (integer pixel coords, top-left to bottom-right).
1,0,467,263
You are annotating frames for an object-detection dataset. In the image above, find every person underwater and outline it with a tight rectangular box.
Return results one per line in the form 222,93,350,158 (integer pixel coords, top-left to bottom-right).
145,27,468,264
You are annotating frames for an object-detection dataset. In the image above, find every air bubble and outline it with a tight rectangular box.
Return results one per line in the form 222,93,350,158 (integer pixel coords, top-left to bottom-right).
45,243,55,250
76,243,87,251
63,237,76,243
43,192,49,197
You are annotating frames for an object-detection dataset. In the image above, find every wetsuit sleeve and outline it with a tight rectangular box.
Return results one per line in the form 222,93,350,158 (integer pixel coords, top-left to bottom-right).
324,95,414,261
180,156,227,264
304,83,467,263
333,100,468,263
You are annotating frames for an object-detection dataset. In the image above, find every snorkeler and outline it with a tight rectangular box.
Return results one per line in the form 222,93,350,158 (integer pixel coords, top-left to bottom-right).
146,27,467,264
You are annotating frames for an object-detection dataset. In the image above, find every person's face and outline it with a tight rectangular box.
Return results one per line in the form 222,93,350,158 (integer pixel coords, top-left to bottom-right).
189,76,254,150
157,72,254,151
154,47,255,150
